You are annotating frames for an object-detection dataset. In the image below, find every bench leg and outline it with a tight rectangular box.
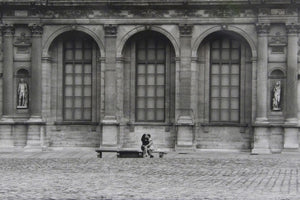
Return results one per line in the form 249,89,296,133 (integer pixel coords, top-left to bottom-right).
97,152,102,158
159,152,164,158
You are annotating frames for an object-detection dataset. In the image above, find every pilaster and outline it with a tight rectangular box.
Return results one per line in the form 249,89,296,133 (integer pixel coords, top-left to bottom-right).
176,24,195,151
28,23,43,121
1,24,15,120
283,23,299,152
100,24,119,149
252,23,271,154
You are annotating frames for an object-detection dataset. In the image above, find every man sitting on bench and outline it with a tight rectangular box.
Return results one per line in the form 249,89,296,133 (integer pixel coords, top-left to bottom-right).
141,133,154,158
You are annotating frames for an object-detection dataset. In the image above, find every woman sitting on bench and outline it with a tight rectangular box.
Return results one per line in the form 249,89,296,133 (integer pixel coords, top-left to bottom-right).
141,134,154,158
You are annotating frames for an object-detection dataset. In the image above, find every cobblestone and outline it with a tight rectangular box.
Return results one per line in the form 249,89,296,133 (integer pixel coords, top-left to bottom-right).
1,150,300,199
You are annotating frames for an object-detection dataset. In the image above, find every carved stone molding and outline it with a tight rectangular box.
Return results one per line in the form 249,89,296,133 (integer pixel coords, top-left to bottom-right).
256,23,270,34
286,23,299,34
269,32,287,46
179,24,193,36
29,24,43,36
1,24,15,36
104,24,117,36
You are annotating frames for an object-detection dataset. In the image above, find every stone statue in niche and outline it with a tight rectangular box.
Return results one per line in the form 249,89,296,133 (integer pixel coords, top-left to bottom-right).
272,81,281,111
17,78,28,109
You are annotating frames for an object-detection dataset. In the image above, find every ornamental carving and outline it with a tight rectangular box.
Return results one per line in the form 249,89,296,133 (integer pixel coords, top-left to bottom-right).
104,24,117,36
1,24,15,36
29,24,43,35
179,24,193,36
286,23,299,34
269,32,287,45
256,23,270,34
14,32,31,54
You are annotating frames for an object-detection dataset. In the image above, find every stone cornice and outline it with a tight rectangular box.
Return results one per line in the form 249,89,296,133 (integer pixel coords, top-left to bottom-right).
256,23,270,34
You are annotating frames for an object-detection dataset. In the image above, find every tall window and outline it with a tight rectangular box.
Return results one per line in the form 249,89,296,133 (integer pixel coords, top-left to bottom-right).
63,35,93,121
210,36,241,122
135,37,166,122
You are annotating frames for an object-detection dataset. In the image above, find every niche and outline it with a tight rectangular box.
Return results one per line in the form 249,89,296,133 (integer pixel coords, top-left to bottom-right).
16,69,29,109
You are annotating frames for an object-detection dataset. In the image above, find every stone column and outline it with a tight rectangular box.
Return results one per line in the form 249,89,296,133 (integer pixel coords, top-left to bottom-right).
41,54,52,122
100,24,119,149
28,24,43,121
176,24,195,151
252,23,270,154
283,23,299,152
1,24,15,120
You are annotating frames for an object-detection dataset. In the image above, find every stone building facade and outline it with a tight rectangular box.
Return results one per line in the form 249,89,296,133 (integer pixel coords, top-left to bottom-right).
0,0,300,154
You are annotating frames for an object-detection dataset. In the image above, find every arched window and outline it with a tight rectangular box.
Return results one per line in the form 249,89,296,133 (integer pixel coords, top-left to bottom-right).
210,35,241,123
63,33,93,121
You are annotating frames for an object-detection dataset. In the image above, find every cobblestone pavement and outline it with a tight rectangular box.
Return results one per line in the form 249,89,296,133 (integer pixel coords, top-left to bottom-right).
1,150,300,200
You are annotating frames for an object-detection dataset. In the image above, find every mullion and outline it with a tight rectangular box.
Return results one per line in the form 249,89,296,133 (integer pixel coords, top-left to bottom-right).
145,39,148,121
228,39,232,121
81,39,84,120
72,39,76,120
218,39,222,121
154,40,158,121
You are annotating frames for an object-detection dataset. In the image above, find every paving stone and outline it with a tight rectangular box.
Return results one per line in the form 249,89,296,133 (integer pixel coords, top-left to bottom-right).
1,151,300,199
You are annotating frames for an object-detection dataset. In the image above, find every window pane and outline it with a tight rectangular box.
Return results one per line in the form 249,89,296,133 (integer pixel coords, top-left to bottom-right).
221,76,229,86
221,87,229,97
222,49,230,60
137,109,145,121
156,109,164,121
231,49,239,60
138,64,146,74
74,98,82,107
157,75,164,85
65,86,73,96
231,110,239,121
221,64,230,74
74,86,82,96
65,41,73,48
157,64,165,74
65,75,73,85
211,99,219,109
137,76,145,85
75,64,82,73
147,39,155,48
232,64,239,74
84,109,91,120
147,64,155,74
212,40,220,48
148,49,155,60
84,64,92,73
65,50,73,60
75,49,82,60
231,99,239,109
74,109,82,120
211,87,219,97
84,76,92,85
147,75,155,85
75,40,82,48
211,64,219,74
75,75,82,85
232,40,239,48
157,86,164,97
157,98,164,108
211,75,219,86
221,99,229,109
147,86,155,97
157,49,165,61
147,110,155,121
65,64,73,73
137,98,145,108
64,109,72,120
65,98,72,108
84,86,92,96
84,97,91,108
231,75,239,86
84,49,92,60
137,49,146,60
222,39,230,48
211,49,220,60
211,110,219,121
221,110,229,121
137,40,145,48
147,98,155,108
137,86,145,97
231,88,239,98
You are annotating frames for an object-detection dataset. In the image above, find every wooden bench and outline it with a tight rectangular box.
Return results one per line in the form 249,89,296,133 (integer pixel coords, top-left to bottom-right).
96,149,166,158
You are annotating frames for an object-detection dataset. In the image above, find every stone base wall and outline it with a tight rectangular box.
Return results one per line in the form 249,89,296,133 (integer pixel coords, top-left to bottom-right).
196,127,252,151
